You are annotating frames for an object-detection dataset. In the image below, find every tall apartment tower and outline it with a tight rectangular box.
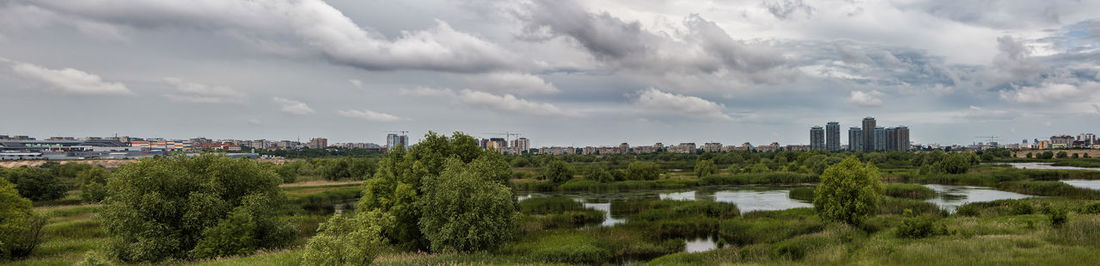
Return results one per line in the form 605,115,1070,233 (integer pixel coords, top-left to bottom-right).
826,122,840,151
386,133,408,152
896,126,910,151
862,117,876,152
810,126,825,151
874,127,886,151
848,127,863,151
885,127,897,151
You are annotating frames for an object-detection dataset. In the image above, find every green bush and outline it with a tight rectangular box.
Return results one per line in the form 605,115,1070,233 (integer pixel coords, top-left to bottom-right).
301,211,393,265
102,154,296,262
541,160,574,185
519,196,584,214
1046,207,1068,227
77,166,110,203
626,161,662,180
896,209,945,238
694,159,718,177
813,156,885,225
1080,203,1100,214
0,177,46,260
537,210,606,229
419,158,519,252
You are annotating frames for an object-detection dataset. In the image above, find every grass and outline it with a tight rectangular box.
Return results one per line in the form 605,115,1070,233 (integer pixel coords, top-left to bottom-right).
885,183,935,199
996,180,1100,199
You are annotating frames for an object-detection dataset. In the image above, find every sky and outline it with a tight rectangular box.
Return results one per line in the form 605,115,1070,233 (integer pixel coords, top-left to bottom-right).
1,0,1099,147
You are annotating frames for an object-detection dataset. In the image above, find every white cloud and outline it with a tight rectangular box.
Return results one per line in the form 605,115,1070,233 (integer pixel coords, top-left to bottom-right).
10,62,133,95
26,0,515,73
398,87,457,97
955,105,1016,121
635,88,733,120
348,79,363,88
337,109,403,122
847,90,883,108
162,77,246,104
272,97,315,115
457,89,577,117
465,72,559,94
1000,82,1097,104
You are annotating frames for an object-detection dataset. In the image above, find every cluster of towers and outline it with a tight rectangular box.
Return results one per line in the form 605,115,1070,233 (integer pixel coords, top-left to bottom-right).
811,117,909,152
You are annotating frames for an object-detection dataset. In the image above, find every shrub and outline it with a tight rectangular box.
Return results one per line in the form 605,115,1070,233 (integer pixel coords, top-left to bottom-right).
102,154,296,262
77,166,110,203
626,161,662,180
1,167,67,201
541,160,574,185
419,158,519,252
896,209,945,238
1080,203,1100,214
1047,207,1068,227
1056,151,1068,159
0,178,46,259
694,159,718,177
813,156,885,225
301,211,393,265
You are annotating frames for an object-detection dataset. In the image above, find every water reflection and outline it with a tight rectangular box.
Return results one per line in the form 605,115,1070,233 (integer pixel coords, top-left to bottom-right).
583,203,626,227
684,236,719,253
924,184,1032,213
1062,180,1100,190
997,162,1100,171
714,190,811,213
659,191,696,201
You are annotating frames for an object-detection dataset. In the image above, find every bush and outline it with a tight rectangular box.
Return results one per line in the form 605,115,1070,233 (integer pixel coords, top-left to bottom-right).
694,160,718,178
1080,203,1100,214
885,183,935,200
1047,207,1068,227
896,209,945,238
541,160,574,185
625,161,662,180
77,166,110,203
1,167,67,201
419,158,519,252
813,156,885,225
301,211,393,265
0,178,46,259
102,154,296,262
519,196,584,214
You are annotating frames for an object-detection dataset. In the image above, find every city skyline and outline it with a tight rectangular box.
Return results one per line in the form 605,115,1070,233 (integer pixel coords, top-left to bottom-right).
2,1,1100,146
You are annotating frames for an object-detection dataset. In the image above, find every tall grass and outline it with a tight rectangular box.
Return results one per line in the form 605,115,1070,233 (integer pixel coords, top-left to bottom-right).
996,181,1100,200
885,184,935,200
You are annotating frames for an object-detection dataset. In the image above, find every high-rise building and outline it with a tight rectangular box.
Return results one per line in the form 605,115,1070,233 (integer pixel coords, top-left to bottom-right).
386,133,408,151
810,126,825,151
862,117,876,152
874,127,885,151
510,137,531,154
848,127,863,151
885,128,897,151
308,137,328,149
826,122,840,151
895,126,910,151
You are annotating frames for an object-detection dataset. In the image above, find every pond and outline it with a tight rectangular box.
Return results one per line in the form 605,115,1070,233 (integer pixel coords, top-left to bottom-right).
997,162,1100,171
684,236,720,253
1062,180,1100,190
924,184,1033,213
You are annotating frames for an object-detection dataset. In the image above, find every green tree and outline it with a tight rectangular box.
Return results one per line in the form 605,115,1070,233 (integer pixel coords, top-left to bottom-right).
935,153,973,174
694,159,718,177
0,177,46,259
625,161,661,180
77,166,110,203
583,165,614,183
1039,151,1055,159
1056,151,1068,159
1026,152,1033,159
1,167,66,201
301,211,393,265
813,156,885,225
541,160,574,184
418,158,518,252
102,154,295,262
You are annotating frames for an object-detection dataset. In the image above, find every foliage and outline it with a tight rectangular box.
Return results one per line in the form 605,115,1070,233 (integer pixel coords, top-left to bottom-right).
884,184,935,200
419,158,519,252
102,154,296,262
519,196,584,214
0,178,46,260
301,211,393,265
896,209,945,238
1045,207,1068,227
935,152,976,174
694,159,718,177
1056,151,1069,159
541,160,574,185
625,161,662,180
322,157,377,181
583,165,615,183
813,156,885,225
1,167,67,201
76,166,110,203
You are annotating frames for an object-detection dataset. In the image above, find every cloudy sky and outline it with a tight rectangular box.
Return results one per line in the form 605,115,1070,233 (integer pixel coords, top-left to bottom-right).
2,0,1099,147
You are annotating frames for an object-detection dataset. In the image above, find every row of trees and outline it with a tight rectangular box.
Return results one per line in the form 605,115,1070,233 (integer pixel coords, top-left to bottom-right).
273,157,378,183
0,162,109,203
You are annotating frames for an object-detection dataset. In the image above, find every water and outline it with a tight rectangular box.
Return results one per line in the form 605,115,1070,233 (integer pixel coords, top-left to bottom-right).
998,162,1100,171
517,185,813,227
924,184,1033,212
1062,180,1100,190
684,236,719,253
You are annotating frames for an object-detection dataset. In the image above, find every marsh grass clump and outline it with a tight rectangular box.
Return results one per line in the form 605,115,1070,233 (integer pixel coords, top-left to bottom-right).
1047,214,1100,247
885,184,935,200
956,199,1035,217
788,187,814,201
997,181,1100,200
519,196,584,214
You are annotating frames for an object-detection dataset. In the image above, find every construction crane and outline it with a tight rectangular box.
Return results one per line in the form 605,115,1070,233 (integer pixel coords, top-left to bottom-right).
975,136,999,145
482,132,522,144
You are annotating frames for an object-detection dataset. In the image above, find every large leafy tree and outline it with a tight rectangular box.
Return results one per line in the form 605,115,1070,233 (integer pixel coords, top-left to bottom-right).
102,154,296,262
625,161,661,180
541,160,574,185
813,156,885,225
419,158,518,252
694,159,718,177
77,166,110,203
0,177,45,259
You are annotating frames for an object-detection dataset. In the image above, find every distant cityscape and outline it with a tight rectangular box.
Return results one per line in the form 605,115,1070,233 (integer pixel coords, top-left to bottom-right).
1,117,1098,160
